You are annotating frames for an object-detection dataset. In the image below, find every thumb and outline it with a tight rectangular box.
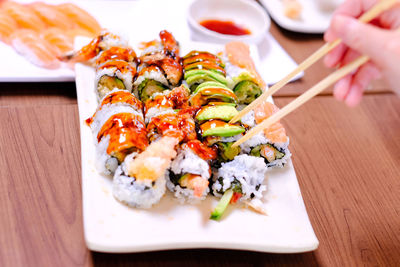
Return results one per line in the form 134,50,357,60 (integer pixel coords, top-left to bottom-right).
331,15,392,66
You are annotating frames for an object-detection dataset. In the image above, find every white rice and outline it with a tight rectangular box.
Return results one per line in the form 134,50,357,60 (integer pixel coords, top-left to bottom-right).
95,135,119,176
112,153,167,209
167,147,211,202
212,155,268,200
170,147,211,179
220,134,243,143
95,66,134,99
240,110,256,128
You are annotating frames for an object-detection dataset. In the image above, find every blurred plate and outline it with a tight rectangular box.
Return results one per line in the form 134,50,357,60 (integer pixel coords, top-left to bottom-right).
76,40,319,253
259,0,341,34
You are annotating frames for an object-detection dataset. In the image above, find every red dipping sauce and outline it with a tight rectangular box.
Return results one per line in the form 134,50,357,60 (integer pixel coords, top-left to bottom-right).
199,19,251,36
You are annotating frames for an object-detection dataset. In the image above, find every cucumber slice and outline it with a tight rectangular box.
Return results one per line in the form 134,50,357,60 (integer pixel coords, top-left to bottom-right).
210,189,234,221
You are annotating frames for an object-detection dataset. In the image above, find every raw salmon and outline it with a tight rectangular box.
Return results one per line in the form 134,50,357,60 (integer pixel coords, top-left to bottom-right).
42,28,73,54
10,29,60,69
56,3,101,36
254,101,288,143
0,10,18,44
29,2,75,30
225,41,266,89
2,1,46,32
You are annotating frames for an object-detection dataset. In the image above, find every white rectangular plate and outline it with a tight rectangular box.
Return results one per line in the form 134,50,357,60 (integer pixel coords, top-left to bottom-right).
76,40,319,253
260,0,343,34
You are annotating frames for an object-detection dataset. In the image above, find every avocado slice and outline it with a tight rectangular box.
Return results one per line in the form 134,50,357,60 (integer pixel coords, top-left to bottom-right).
97,75,126,98
196,104,238,122
210,189,233,221
185,69,228,87
189,87,238,106
184,61,226,76
233,80,262,105
193,81,230,93
217,142,241,162
200,120,245,137
138,79,167,102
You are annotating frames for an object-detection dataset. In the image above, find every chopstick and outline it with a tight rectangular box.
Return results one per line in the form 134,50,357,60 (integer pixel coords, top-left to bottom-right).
229,0,398,124
232,26,399,148
232,55,369,147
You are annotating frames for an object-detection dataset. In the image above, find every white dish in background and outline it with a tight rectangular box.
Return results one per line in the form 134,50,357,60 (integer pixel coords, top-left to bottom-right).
76,40,318,253
260,0,342,34
187,0,270,44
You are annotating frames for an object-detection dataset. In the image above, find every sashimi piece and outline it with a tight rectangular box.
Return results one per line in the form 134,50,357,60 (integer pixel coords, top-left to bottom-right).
0,11,18,44
29,2,76,30
10,29,61,69
56,3,101,36
42,28,73,54
225,41,266,89
254,101,288,143
1,1,46,32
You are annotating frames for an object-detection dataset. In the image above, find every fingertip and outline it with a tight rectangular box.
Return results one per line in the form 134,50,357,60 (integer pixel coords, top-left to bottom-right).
345,84,363,107
333,76,351,101
324,30,335,42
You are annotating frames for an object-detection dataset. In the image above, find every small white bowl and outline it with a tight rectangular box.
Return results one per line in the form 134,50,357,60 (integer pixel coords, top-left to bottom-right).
187,0,270,44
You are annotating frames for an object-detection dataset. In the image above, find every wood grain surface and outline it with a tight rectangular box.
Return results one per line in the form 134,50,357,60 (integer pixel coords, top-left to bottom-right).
0,92,399,266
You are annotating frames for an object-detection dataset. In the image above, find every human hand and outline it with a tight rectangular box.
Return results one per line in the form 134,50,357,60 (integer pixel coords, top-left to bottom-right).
324,0,400,106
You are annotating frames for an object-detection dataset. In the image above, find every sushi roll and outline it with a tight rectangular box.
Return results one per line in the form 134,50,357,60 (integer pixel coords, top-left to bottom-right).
210,154,268,220
134,30,183,100
168,140,217,202
86,90,148,175
95,59,137,100
223,42,265,105
240,101,291,168
183,50,228,91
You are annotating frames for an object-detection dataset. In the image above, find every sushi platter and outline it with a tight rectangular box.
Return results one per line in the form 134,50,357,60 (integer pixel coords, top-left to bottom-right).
75,31,318,253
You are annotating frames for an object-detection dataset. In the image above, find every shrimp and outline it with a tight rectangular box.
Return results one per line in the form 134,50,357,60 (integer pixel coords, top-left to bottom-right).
2,1,46,32
127,136,179,181
179,174,209,198
41,28,73,54
56,3,101,36
10,29,60,69
0,10,18,44
29,2,75,30
225,41,266,89
254,101,288,143
61,31,126,63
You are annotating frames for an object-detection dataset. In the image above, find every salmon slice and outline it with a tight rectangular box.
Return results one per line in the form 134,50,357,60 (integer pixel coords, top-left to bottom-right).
2,1,46,32
225,41,266,89
42,28,73,54
254,101,288,143
29,2,76,30
56,3,101,36
0,11,18,44
10,29,61,69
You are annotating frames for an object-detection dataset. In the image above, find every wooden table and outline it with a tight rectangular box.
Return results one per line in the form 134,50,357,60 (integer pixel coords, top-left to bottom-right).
1,22,399,267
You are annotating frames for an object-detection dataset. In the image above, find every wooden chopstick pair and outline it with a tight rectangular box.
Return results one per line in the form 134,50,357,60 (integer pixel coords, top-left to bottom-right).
231,0,399,148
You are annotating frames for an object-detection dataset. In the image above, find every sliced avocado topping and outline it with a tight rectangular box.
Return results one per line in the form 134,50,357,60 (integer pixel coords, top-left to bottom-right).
189,87,238,106
217,142,241,162
200,120,245,137
138,79,167,102
210,189,233,221
233,80,262,105
196,104,238,122
184,61,226,76
185,69,228,87
193,81,230,93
